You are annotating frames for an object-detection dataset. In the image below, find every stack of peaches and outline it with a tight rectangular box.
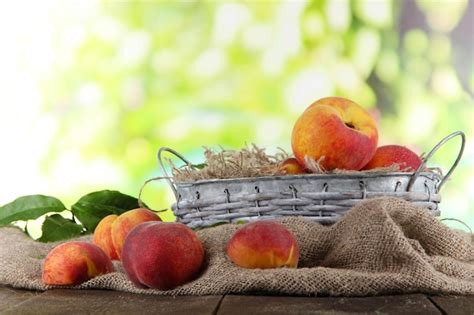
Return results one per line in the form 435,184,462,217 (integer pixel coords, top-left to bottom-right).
42,97,423,290
283,96,422,174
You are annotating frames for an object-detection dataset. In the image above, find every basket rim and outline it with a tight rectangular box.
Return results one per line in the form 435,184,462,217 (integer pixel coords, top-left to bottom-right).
174,171,441,186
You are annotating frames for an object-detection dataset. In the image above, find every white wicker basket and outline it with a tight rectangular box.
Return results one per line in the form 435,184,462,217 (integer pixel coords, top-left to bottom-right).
157,132,465,228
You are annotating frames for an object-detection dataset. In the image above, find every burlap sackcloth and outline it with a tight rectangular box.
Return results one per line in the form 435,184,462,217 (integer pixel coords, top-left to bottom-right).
0,197,473,296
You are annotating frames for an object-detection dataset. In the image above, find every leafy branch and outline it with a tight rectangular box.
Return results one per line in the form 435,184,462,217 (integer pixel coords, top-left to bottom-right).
0,190,143,242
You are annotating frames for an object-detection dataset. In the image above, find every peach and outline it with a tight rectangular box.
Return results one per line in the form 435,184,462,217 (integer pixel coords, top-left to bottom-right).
93,214,119,260
362,145,422,172
279,157,308,175
121,222,204,290
291,97,378,171
226,221,299,269
111,208,161,259
42,241,113,285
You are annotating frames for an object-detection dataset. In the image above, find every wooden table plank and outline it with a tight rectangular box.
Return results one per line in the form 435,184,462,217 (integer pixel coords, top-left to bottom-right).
3,286,473,315
2,289,223,315
0,286,42,312
430,296,474,315
217,294,441,315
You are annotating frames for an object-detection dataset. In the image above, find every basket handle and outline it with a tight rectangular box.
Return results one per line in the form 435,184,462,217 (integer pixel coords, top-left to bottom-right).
407,131,465,192
157,147,194,199
138,176,170,213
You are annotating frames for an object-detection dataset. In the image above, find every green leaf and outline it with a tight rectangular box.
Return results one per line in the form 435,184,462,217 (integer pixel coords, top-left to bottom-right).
192,163,207,170
38,214,85,242
71,190,142,231
0,195,67,227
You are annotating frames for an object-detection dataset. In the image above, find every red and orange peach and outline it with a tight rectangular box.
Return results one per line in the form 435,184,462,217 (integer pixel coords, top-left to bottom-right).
291,97,378,171
92,214,119,260
42,241,114,285
121,221,205,290
226,221,299,269
362,145,422,171
111,208,161,259
279,157,308,175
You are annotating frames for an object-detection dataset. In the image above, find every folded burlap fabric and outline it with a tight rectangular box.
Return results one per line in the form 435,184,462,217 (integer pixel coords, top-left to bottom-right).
0,197,473,296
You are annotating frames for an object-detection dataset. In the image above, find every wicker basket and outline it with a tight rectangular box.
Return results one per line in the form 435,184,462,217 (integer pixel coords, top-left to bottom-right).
157,132,465,228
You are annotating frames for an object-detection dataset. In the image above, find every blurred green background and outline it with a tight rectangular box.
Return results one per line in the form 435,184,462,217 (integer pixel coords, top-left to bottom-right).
0,0,472,237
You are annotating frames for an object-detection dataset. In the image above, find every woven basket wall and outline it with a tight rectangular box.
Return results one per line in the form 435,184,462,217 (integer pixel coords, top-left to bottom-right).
171,172,441,228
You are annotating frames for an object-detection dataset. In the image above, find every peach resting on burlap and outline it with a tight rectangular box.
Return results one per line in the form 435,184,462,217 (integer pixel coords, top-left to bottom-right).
226,221,300,269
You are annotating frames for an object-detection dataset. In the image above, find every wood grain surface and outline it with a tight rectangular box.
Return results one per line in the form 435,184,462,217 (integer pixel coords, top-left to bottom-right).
1,286,473,314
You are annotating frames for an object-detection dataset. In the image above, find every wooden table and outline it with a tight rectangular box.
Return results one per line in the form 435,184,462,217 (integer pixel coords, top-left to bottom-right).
1,286,473,314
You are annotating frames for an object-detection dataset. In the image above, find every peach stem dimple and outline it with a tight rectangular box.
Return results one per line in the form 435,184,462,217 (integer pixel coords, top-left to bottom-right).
345,122,355,129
